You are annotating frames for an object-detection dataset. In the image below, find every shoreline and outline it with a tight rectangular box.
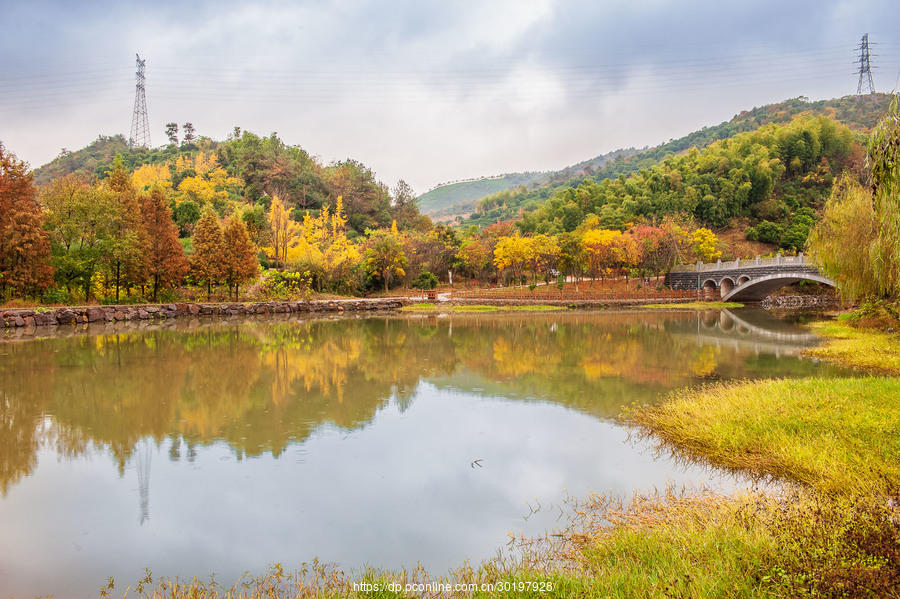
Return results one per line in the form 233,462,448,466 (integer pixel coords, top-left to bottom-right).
0,298,406,331
2,292,837,331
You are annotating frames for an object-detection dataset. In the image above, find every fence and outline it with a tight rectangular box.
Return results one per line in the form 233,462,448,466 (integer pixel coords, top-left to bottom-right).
407,287,704,302
670,253,809,273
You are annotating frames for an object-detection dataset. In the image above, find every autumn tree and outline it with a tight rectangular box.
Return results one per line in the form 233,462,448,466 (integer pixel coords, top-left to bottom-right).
529,234,560,284
691,228,722,263
493,233,534,285
103,156,149,300
363,227,407,292
867,96,900,297
268,194,297,267
141,185,189,301
582,229,625,286
222,214,260,300
556,232,585,287
457,237,494,283
191,206,225,300
807,175,879,301
0,143,53,298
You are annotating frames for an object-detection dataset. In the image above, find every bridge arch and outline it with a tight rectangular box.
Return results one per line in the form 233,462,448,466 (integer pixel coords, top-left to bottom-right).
719,277,735,298
722,272,836,302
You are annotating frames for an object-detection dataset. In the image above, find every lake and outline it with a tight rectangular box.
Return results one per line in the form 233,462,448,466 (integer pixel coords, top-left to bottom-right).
0,308,850,597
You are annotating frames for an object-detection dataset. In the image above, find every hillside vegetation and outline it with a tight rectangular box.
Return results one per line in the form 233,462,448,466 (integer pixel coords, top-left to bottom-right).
418,172,545,218
461,94,890,229
418,148,637,219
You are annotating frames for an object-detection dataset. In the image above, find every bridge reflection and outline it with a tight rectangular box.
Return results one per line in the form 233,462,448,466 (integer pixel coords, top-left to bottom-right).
673,308,821,357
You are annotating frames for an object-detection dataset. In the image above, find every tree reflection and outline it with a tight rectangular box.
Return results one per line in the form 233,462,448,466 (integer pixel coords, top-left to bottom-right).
0,310,847,493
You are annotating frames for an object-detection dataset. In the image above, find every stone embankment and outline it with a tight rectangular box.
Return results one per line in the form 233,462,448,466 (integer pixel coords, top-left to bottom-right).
760,294,840,309
1,299,406,329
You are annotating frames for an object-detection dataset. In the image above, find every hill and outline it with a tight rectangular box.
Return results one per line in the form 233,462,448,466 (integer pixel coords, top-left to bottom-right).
418,172,545,219
454,94,893,228
31,129,429,237
418,148,638,220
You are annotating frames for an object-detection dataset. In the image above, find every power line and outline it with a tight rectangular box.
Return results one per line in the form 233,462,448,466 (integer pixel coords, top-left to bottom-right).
129,54,151,148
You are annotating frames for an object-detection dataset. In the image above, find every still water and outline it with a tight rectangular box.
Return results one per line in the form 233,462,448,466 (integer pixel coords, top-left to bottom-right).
0,309,849,597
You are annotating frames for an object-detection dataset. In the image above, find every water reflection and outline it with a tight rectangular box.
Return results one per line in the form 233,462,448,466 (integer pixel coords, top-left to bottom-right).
0,309,850,597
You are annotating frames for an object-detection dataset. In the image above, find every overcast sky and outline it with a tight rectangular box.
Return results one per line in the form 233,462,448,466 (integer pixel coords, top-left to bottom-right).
2,0,899,194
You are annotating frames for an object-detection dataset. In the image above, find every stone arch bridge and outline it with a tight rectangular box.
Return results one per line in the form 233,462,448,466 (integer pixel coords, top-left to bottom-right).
664,254,835,302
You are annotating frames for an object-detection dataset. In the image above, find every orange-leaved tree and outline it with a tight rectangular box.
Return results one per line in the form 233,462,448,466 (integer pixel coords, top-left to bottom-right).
191,206,226,300
141,185,189,301
0,142,54,299
222,214,259,301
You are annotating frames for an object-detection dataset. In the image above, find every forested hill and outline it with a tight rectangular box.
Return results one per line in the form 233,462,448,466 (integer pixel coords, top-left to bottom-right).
418,147,637,219
458,93,893,228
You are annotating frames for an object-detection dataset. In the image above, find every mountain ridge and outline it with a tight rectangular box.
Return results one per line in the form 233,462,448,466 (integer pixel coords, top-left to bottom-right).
421,94,892,226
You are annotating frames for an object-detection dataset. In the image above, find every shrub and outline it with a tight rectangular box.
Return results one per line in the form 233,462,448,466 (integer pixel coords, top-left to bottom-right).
410,271,438,290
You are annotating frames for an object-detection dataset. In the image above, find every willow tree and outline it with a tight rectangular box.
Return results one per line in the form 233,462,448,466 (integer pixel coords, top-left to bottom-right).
807,176,879,302
868,96,900,297
809,97,900,302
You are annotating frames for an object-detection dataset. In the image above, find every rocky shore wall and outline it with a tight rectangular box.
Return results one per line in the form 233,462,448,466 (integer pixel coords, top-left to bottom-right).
1,299,406,329
760,294,840,309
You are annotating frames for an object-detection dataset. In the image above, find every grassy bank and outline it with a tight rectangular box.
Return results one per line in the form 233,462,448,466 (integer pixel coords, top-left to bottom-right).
803,320,900,374
631,376,900,496
640,301,744,310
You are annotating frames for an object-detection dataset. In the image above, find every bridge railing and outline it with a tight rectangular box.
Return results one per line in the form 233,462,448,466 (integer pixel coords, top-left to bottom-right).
670,253,808,273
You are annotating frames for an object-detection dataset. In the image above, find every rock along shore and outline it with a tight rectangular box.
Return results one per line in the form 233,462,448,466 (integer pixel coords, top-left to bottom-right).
1,298,407,330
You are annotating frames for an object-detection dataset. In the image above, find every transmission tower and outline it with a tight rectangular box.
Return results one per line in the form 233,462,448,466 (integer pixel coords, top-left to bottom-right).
856,34,876,95
129,54,151,148
135,438,151,525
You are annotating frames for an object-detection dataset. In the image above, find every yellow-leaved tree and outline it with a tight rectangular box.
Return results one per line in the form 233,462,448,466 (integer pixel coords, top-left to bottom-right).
268,195,298,267
691,228,722,263
582,229,625,286
493,233,534,284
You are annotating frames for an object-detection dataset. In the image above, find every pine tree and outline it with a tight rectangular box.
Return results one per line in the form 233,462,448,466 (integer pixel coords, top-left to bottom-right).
191,206,225,300
0,143,53,299
222,214,259,301
141,185,188,301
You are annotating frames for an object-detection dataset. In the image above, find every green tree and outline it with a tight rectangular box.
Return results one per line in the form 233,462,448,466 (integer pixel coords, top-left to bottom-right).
103,156,149,301
42,175,118,300
363,229,408,292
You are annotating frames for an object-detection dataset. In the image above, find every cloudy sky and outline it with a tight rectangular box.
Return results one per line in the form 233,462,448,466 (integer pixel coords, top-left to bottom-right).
1,0,898,194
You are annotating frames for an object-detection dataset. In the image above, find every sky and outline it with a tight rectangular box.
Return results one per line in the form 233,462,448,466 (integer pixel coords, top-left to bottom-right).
1,0,899,195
